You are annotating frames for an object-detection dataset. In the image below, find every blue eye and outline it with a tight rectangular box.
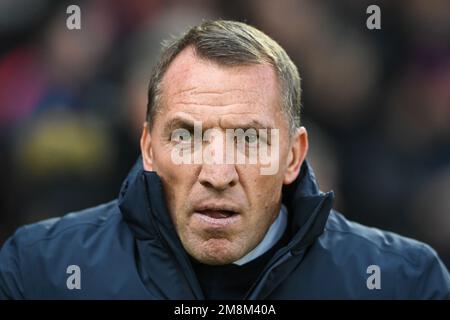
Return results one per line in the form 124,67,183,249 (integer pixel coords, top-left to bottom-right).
245,134,258,144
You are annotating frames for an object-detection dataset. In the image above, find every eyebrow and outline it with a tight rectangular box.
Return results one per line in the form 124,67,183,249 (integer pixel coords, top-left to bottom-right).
220,118,275,131
163,116,197,136
163,115,275,136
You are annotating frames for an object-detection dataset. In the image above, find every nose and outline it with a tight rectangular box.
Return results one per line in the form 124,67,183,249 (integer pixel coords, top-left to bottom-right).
198,163,238,191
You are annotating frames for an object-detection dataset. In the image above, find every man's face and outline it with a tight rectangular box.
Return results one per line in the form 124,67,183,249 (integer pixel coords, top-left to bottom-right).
141,47,307,265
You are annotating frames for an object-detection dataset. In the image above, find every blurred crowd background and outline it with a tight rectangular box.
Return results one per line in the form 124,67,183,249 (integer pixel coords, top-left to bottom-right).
0,0,449,268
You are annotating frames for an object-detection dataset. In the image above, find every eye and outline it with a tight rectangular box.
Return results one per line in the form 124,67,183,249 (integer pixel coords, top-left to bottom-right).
171,128,192,144
172,136,194,151
245,133,258,144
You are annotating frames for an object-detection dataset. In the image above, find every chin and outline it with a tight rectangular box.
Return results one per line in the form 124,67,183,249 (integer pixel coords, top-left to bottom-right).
189,238,246,265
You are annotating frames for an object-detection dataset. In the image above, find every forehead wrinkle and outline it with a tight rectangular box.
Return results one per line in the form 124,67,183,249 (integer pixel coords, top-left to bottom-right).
171,88,260,108
172,101,254,108
176,87,251,95
179,110,258,115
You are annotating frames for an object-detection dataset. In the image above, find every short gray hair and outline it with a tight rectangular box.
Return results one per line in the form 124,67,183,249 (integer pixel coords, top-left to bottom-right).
146,20,302,134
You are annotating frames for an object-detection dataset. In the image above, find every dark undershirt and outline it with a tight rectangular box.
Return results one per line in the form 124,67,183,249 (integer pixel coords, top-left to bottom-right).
190,231,289,300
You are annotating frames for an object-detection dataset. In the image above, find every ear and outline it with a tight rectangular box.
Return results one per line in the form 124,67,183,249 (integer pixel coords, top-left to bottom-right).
283,126,308,185
140,122,153,171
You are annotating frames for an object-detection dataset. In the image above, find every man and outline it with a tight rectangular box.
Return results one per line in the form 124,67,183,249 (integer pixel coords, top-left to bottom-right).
1,20,449,299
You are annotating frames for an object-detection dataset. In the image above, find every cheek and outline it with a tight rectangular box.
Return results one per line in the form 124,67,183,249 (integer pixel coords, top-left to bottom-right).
246,171,284,210
151,139,172,170
261,178,283,207
153,140,186,183
152,142,194,209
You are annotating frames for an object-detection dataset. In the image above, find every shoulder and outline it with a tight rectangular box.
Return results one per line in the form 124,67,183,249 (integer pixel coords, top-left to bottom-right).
11,200,122,247
325,210,431,265
313,210,450,298
0,201,135,299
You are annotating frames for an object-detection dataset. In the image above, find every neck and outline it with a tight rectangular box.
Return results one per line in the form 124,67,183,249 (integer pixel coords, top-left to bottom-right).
233,204,288,266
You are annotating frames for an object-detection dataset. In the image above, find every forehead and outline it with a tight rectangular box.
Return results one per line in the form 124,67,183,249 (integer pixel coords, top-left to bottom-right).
158,47,283,122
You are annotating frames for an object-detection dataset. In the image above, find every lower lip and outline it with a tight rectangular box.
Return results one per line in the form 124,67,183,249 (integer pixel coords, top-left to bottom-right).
192,212,241,227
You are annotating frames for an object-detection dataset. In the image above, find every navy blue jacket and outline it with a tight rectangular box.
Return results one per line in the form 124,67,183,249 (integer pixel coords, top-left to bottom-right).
1,159,449,299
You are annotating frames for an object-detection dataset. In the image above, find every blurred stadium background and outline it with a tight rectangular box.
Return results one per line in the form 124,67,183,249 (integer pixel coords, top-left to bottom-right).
0,0,449,268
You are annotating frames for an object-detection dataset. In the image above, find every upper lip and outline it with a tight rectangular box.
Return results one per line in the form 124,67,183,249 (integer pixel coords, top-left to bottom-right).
193,203,241,215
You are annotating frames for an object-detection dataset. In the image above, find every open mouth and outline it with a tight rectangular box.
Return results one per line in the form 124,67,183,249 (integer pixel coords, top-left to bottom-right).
196,209,238,219
192,206,241,227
